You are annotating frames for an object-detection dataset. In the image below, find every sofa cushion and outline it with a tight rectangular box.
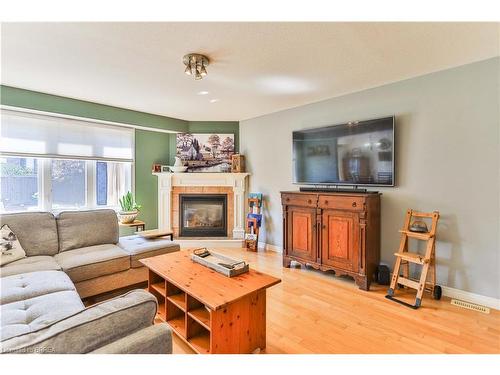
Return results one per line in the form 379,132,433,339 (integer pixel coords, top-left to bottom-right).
91,323,172,354
0,212,59,256
0,271,75,305
54,244,130,283
56,210,119,252
1,289,156,354
0,256,61,278
0,290,84,343
0,224,27,266
118,235,180,268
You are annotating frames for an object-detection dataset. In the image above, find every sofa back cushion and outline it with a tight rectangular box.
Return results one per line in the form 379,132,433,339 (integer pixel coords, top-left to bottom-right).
56,210,118,252
0,212,59,256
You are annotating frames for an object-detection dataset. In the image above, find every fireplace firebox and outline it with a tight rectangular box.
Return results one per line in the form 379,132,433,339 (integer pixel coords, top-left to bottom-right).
179,194,227,237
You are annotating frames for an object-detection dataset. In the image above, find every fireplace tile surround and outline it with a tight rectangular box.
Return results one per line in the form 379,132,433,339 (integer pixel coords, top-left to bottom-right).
153,172,249,240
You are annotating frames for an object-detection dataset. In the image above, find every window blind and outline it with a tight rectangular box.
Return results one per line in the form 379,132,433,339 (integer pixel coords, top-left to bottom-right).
0,109,134,162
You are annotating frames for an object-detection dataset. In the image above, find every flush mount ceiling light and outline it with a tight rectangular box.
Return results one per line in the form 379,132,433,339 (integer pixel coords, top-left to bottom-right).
183,53,209,80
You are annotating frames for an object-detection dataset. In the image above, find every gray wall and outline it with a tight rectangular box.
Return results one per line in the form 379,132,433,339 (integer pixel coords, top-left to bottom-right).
240,57,499,299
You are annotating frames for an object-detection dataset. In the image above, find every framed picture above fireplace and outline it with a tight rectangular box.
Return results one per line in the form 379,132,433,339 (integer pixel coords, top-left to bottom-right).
176,133,235,172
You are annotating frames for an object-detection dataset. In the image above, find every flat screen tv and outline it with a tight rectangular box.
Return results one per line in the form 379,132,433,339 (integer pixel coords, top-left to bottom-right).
293,116,395,186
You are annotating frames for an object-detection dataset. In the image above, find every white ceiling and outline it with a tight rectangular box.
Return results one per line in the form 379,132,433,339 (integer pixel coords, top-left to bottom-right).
1,22,499,121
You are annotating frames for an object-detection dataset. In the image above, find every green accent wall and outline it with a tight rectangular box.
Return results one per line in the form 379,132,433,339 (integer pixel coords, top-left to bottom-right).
1,85,240,232
0,86,188,132
134,130,171,232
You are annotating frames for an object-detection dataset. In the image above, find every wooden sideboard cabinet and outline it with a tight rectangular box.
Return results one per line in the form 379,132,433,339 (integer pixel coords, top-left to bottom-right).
281,191,381,290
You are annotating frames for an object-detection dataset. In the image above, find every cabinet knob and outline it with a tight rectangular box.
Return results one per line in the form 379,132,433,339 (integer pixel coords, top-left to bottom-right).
352,201,357,207
324,200,328,205
286,197,290,202
322,224,326,229
307,199,312,204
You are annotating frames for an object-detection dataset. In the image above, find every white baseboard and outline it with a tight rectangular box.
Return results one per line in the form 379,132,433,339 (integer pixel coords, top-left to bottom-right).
177,238,244,249
257,242,499,311
441,285,500,310
258,242,282,253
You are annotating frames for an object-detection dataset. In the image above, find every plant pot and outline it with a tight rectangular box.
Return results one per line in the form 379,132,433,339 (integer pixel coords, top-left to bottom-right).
118,210,139,224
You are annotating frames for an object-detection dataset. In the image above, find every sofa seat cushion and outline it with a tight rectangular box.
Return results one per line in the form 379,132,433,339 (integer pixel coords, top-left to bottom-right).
0,212,59,256
0,290,84,342
0,271,76,305
1,289,156,354
0,256,61,278
118,235,180,268
56,210,119,252
54,244,130,283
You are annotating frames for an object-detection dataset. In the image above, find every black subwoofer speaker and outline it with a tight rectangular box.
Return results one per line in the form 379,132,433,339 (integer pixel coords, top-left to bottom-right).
377,265,390,285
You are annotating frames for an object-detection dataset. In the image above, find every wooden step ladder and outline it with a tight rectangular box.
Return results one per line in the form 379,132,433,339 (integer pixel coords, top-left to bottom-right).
386,209,440,309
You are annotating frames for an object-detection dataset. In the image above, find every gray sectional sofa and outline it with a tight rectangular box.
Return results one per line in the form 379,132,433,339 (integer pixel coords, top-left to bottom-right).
0,209,180,354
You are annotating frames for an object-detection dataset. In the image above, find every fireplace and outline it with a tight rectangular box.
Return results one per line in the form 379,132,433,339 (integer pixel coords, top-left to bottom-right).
179,194,227,237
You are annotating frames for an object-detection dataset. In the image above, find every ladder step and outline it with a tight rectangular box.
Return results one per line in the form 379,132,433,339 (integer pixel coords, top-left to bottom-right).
394,251,429,264
396,276,421,290
399,229,433,240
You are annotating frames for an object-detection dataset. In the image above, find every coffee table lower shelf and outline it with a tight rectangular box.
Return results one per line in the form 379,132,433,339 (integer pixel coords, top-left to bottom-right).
147,269,268,354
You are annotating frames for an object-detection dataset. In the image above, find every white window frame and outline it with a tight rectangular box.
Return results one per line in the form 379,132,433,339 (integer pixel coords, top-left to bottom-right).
1,106,139,213
1,156,134,214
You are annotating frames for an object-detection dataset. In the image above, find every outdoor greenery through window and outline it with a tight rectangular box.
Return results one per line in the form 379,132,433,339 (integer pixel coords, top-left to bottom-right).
0,156,132,212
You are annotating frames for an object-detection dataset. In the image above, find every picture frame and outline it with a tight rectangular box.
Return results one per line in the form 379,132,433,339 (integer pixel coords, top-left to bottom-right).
176,133,235,172
152,163,162,173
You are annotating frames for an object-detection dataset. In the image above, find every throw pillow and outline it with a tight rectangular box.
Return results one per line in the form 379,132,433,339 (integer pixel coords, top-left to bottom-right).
0,224,26,266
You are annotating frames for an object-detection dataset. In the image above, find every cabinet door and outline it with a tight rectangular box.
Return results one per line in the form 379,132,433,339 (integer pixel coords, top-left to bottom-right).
321,210,359,272
286,206,317,262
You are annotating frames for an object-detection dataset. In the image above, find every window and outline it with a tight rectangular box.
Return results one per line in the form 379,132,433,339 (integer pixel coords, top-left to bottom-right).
51,159,86,209
96,161,132,207
0,109,134,213
0,156,132,212
0,157,39,212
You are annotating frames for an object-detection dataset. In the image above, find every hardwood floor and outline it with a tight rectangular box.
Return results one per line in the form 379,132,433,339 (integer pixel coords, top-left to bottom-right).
170,247,500,354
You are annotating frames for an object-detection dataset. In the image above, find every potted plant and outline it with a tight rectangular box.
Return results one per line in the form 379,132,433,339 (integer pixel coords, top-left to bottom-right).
118,191,142,224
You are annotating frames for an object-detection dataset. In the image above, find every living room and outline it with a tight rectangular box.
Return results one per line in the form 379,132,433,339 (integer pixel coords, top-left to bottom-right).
1,1,499,372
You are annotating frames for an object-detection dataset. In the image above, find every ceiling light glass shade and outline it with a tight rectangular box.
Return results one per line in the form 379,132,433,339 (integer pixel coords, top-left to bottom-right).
183,53,209,80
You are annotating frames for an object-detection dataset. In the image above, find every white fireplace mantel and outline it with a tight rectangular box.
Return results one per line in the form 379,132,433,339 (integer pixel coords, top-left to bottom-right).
153,172,250,239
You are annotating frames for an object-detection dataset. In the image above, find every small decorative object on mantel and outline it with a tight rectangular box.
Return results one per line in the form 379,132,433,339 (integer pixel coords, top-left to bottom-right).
245,193,263,251
152,163,162,173
118,191,142,224
231,154,245,173
191,247,249,277
168,156,188,173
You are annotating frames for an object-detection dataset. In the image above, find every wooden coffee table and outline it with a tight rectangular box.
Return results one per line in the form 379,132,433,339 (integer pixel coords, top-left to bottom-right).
140,250,281,354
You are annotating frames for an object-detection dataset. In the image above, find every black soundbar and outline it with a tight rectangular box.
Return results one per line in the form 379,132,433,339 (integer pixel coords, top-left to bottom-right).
299,186,379,194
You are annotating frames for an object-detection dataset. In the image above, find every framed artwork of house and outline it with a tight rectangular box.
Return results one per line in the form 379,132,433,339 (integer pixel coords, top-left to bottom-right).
176,133,235,172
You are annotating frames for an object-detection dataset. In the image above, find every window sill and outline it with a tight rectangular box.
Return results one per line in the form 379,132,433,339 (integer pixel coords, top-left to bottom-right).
1,206,121,215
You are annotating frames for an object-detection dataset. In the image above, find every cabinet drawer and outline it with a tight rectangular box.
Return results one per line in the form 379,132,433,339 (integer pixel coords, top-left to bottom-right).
282,193,317,208
318,195,365,211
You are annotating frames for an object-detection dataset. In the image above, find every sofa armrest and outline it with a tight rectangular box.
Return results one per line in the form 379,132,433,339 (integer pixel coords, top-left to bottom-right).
90,323,172,354
1,289,157,354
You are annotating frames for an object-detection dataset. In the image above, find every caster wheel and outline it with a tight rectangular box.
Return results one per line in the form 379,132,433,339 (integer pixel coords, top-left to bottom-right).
433,285,442,300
